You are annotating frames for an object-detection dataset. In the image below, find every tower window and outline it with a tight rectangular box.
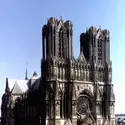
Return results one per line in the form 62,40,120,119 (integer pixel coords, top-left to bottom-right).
44,38,46,59
98,39,102,62
59,28,64,58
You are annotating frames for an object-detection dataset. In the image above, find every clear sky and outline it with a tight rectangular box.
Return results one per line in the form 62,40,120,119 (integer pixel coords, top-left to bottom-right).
0,0,125,114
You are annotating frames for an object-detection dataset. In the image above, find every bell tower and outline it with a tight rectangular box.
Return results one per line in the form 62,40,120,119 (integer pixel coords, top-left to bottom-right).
80,26,110,64
42,17,74,60
40,18,115,125
41,17,75,125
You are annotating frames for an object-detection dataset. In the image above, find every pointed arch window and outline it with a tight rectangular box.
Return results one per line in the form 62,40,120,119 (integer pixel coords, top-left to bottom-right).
98,39,102,62
44,38,46,59
59,28,64,57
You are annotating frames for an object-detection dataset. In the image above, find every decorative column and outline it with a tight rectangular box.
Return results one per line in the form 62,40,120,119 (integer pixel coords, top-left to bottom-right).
72,84,77,125
95,83,102,125
55,81,61,125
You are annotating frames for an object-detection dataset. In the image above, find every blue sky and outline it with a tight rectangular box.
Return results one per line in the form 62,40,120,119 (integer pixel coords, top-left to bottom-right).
0,0,125,114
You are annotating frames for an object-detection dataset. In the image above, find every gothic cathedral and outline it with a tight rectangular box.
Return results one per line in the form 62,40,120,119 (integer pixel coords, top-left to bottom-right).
1,17,115,125
41,17,115,125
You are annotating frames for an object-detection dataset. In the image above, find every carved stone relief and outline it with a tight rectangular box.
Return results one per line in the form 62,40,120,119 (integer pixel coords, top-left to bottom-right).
72,101,76,116
108,72,112,82
85,117,94,125
46,102,49,117
86,71,89,81
55,101,60,116
76,95,90,116
96,105,100,115
61,67,63,79
100,72,103,82
63,67,65,79
55,120,60,125
81,70,83,81
64,119,72,125
84,71,86,81
89,71,92,81
70,68,74,79
50,100,54,118
60,67,62,79
78,69,80,80
95,71,98,81
50,66,53,78
75,69,77,80
53,67,57,79
97,71,101,82
58,67,60,79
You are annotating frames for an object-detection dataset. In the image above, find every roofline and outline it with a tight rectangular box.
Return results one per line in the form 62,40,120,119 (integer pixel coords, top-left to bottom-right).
6,77,29,81
116,114,125,116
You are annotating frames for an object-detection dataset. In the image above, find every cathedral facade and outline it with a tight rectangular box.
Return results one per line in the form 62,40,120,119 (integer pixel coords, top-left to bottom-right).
1,17,115,125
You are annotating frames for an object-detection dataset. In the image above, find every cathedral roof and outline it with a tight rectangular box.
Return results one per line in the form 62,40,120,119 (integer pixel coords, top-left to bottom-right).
5,72,40,95
6,78,28,94
27,72,39,89
31,77,41,90
11,82,23,94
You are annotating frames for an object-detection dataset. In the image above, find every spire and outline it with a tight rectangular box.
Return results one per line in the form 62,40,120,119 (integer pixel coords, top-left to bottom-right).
77,51,86,63
99,25,101,29
33,71,37,77
60,16,62,20
109,85,115,102
86,27,88,32
5,78,10,93
25,62,28,80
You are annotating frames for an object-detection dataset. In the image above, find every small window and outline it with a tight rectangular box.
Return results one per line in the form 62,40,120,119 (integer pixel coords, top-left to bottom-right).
77,86,79,90
15,97,21,103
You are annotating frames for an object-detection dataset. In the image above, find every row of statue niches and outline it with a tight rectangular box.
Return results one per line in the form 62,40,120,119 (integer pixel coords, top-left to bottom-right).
48,67,105,82
46,59,111,71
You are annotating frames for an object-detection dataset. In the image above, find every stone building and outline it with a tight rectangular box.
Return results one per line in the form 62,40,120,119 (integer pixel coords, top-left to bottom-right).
1,17,115,125
116,114,125,125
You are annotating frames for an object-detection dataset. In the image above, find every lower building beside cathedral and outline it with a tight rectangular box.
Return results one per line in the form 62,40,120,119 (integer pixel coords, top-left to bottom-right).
1,17,115,125
116,114,125,125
